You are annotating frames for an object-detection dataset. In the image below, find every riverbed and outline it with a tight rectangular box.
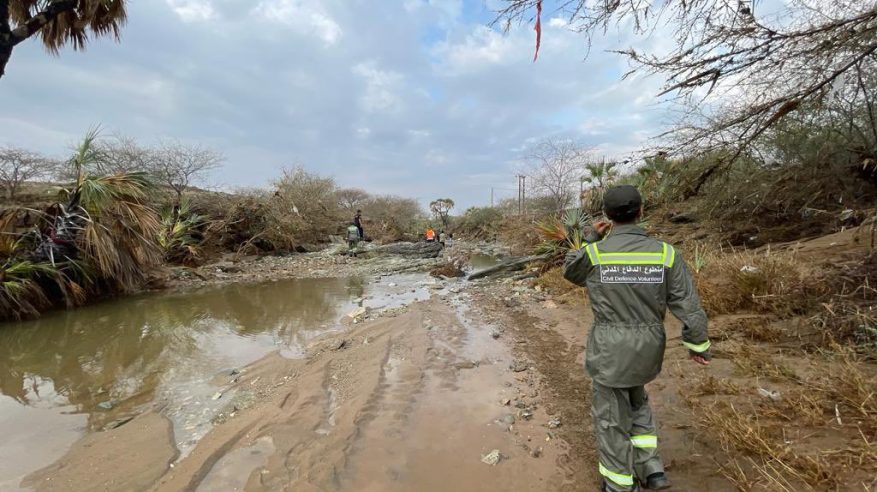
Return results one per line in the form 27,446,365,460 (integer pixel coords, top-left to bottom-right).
0,273,431,490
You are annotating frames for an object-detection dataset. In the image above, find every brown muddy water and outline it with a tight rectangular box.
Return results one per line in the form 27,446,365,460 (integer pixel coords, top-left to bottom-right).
0,274,430,491
468,253,502,271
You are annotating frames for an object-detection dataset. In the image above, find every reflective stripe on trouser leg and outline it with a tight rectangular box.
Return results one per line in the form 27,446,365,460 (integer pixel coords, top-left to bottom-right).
599,463,634,487
592,383,636,491
630,435,657,448
629,386,665,479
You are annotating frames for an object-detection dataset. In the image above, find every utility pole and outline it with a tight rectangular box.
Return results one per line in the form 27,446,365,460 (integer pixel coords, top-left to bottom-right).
521,175,526,216
516,175,525,215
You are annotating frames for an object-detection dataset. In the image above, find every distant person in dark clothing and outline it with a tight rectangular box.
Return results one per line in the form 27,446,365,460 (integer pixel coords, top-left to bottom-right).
353,209,364,239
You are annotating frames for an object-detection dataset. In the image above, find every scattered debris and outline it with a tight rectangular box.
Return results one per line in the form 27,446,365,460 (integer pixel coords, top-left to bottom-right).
347,306,369,323
548,417,562,429
757,387,781,401
480,449,503,466
510,360,529,372
102,415,135,430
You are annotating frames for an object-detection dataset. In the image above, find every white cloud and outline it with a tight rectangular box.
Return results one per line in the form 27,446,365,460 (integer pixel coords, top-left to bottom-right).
408,129,431,138
165,0,215,22
352,62,405,113
433,26,517,75
251,0,342,46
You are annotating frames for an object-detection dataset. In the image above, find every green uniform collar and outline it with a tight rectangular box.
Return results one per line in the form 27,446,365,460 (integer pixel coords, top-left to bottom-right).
610,224,647,237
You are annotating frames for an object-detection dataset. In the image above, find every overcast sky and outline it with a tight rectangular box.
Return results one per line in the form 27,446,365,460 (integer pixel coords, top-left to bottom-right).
0,0,671,209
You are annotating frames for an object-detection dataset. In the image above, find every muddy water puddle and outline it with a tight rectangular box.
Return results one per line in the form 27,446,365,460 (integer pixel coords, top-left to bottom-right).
0,274,430,490
468,253,503,272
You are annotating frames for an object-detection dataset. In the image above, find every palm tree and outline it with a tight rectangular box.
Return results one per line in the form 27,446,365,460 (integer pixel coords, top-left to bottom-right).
582,159,619,189
1,1,127,79
580,159,619,212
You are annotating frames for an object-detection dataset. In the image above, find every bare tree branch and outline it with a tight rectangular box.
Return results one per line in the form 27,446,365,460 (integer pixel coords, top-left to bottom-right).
0,146,54,199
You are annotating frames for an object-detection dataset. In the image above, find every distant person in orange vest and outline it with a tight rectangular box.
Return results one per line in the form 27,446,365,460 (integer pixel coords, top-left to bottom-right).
426,228,436,242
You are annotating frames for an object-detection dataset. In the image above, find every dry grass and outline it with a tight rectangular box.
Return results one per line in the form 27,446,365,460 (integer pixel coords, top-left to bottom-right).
534,266,583,299
730,348,799,381
697,400,836,489
694,247,823,317
755,387,825,427
689,344,877,490
496,215,542,256
685,374,743,397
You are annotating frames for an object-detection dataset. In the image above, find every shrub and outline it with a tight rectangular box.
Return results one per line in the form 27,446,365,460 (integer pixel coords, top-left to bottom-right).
534,208,592,265
456,206,504,239
358,195,424,242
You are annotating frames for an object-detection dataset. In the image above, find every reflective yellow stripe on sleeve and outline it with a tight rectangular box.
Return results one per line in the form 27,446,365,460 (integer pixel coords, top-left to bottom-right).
599,463,634,487
630,435,658,448
663,243,676,268
683,340,712,353
585,243,599,265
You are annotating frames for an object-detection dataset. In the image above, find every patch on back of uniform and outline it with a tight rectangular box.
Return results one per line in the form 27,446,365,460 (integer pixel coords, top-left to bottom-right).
600,265,664,284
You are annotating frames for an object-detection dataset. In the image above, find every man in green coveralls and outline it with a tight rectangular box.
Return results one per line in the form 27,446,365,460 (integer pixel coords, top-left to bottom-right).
563,185,712,491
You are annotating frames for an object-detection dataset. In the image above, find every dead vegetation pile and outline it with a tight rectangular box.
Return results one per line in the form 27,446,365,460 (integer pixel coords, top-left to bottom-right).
691,242,877,352
684,344,877,491
675,230,877,489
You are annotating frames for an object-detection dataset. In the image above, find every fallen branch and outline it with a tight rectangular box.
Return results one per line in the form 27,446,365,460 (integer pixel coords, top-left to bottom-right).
467,254,548,280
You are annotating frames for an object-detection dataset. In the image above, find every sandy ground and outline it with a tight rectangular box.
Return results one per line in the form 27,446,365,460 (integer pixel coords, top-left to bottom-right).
22,282,588,492
19,229,877,491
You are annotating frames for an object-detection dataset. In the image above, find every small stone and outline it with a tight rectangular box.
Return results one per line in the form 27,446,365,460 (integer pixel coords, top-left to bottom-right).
510,361,528,373
453,360,478,370
530,447,543,458
519,409,533,420
97,401,113,411
548,417,562,429
500,398,511,406
211,392,223,401
490,330,501,339
229,369,240,377
481,449,502,466
500,414,516,425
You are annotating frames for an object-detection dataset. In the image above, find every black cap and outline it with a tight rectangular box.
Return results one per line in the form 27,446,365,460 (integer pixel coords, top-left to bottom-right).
603,185,642,220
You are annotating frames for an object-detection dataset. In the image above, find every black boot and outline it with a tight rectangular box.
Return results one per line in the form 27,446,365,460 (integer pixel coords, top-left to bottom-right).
643,472,671,490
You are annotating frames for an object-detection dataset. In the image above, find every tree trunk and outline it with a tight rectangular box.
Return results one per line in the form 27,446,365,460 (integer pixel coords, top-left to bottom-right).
0,42,11,80
467,254,547,280
0,0,78,80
